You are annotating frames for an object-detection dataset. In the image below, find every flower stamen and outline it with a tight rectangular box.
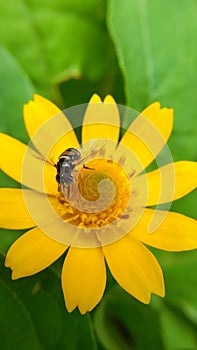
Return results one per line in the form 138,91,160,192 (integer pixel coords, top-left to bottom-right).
55,158,131,229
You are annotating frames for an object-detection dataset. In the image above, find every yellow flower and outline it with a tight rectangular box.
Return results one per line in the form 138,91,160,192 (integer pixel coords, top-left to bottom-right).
0,94,197,315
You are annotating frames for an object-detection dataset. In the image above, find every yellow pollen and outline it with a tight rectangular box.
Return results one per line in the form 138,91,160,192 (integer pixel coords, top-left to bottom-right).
55,158,130,228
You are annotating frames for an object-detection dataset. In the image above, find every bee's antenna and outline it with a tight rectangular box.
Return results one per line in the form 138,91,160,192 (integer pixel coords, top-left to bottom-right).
28,147,55,167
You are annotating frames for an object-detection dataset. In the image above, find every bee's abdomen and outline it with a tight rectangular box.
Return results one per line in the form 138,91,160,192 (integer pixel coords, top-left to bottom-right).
60,173,74,185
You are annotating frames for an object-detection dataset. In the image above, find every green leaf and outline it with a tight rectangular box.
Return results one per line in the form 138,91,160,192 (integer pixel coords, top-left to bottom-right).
160,305,197,350
94,286,164,350
0,253,98,350
107,0,197,161
0,46,34,143
163,251,197,306
0,0,112,97
60,71,125,108
170,189,197,219
0,47,34,255
152,249,197,340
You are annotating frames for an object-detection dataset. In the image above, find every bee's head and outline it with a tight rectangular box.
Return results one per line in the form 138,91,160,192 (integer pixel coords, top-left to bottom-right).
59,148,81,162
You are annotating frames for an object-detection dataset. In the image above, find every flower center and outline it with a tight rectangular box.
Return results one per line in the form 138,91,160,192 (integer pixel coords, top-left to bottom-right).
56,158,130,228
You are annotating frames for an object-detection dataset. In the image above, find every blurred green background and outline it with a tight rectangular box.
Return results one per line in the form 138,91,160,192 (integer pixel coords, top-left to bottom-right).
0,0,197,349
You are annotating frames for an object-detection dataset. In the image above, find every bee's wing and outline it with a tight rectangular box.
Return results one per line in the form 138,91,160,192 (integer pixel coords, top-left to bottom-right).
77,138,107,165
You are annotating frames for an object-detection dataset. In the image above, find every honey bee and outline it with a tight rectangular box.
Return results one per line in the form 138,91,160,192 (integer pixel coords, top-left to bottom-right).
30,139,107,198
55,148,81,191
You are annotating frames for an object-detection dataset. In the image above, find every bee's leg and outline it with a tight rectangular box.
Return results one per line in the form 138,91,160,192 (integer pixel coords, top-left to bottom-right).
67,185,70,199
83,164,95,170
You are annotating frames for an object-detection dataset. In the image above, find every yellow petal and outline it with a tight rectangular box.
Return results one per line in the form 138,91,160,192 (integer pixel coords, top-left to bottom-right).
48,129,79,163
131,208,197,251
22,148,58,194
82,94,120,144
24,94,78,159
24,94,61,138
61,247,106,314
5,227,67,278
120,103,174,173
90,93,102,103
0,188,35,229
134,161,197,206
104,95,116,103
103,235,164,303
0,133,26,184
0,133,57,194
